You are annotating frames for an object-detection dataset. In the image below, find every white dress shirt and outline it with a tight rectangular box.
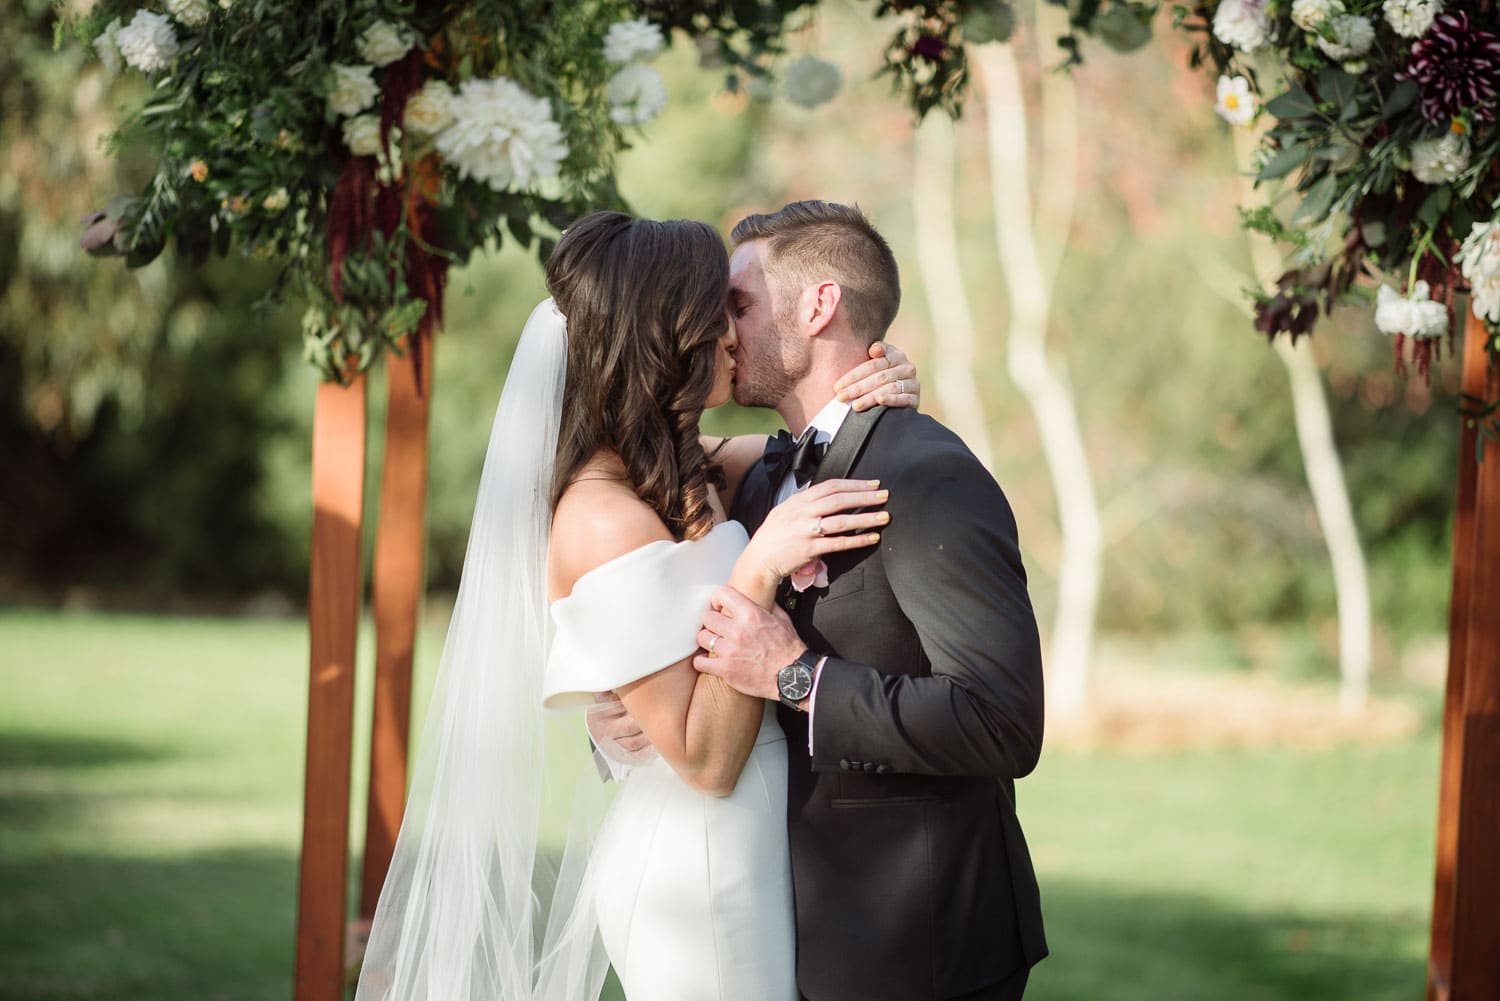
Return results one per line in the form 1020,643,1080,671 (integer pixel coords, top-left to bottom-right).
768,396,852,747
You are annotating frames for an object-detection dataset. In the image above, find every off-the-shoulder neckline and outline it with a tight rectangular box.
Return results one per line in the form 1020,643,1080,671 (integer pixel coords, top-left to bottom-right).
551,520,746,607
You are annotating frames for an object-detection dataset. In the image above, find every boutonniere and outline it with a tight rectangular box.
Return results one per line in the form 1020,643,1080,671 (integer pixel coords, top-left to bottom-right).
789,558,829,593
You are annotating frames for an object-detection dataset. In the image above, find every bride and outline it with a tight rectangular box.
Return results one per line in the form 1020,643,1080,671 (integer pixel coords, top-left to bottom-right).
354,211,918,1001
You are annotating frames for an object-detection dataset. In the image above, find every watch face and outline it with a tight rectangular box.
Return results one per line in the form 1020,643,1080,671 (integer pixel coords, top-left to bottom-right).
777,663,814,702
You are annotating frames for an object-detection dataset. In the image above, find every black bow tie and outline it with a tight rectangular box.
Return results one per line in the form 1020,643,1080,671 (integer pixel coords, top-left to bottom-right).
763,427,828,489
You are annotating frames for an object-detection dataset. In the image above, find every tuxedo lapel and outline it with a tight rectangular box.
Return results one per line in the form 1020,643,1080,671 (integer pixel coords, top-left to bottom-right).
730,453,778,531
812,404,888,485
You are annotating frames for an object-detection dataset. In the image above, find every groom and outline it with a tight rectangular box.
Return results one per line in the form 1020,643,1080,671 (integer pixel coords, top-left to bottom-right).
693,201,1048,1001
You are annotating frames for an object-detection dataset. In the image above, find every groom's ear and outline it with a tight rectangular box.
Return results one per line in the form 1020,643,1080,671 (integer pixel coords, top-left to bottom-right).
804,280,842,338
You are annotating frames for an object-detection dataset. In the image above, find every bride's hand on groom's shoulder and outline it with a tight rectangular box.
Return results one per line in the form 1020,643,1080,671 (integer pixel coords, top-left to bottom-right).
834,342,921,412
742,479,890,589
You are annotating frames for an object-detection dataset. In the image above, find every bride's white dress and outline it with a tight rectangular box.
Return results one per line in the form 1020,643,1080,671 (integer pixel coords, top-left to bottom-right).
543,521,798,1001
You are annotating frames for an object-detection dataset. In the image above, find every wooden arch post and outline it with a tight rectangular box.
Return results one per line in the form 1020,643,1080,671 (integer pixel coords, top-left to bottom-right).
292,344,434,1001
294,377,368,1001
1427,304,1500,1001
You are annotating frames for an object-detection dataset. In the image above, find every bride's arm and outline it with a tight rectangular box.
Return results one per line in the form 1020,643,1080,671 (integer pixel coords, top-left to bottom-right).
554,491,764,797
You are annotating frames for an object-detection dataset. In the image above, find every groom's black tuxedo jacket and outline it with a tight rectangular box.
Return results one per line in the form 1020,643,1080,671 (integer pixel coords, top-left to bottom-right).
731,405,1048,1001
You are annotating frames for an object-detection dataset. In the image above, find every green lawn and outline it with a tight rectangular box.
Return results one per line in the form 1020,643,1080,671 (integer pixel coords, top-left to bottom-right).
0,611,1439,1001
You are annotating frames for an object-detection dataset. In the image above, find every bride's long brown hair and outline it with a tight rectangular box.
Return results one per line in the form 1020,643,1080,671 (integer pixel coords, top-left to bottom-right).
546,211,728,541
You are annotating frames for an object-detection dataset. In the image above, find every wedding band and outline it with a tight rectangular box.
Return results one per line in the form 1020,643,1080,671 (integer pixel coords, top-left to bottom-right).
896,380,905,395
708,634,718,655
814,518,825,537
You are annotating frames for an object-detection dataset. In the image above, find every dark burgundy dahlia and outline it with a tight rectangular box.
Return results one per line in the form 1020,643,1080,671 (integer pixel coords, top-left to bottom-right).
1403,12,1500,124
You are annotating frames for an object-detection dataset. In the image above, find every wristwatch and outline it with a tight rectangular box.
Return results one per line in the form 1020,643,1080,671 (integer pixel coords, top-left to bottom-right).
777,649,820,709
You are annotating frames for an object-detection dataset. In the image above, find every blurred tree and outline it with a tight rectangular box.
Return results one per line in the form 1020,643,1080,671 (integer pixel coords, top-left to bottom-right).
0,0,302,602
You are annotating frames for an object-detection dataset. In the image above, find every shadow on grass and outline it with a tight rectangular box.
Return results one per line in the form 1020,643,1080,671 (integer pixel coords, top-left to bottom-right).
0,847,298,1001
0,732,173,770
1028,877,1427,1001
0,836,1420,1001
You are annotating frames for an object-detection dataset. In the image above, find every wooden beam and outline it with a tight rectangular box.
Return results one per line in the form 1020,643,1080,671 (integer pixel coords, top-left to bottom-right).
1428,304,1487,1001
294,377,368,1001
1449,304,1500,1000
360,345,433,920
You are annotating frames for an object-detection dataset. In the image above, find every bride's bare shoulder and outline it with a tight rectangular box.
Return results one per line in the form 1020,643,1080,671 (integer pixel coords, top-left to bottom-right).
549,459,672,601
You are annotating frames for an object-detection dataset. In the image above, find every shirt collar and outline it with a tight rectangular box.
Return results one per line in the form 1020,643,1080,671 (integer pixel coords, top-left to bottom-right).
803,396,851,445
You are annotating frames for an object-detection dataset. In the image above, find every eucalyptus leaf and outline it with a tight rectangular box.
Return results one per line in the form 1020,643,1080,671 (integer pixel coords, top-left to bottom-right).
1266,86,1318,120
1257,144,1308,182
1293,172,1338,223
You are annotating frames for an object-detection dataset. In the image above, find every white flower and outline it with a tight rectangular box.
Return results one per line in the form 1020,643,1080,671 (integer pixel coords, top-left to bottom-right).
1458,219,1500,324
1316,14,1375,59
342,114,383,157
1343,58,1369,74
1212,0,1272,52
328,64,380,118
115,10,180,74
1383,0,1441,37
1375,281,1448,339
403,80,454,137
357,21,413,67
1214,75,1257,125
164,0,212,28
607,64,668,125
604,18,664,64
262,188,290,213
784,56,844,108
1291,0,1343,30
1410,132,1470,184
434,77,568,192
93,18,123,77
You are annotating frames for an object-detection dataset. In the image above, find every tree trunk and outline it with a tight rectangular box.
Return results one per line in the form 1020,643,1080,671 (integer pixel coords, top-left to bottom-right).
974,28,1102,720
911,113,995,470
1230,126,1372,714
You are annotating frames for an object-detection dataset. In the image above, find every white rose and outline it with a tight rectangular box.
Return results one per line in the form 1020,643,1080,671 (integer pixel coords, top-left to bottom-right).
114,9,180,74
783,56,844,109
1214,74,1257,125
1315,14,1375,59
603,18,665,64
328,64,380,118
342,114,383,157
1212,0,1272,52
1291,0,1342,30
403,80,454,137
607,64,668,125
1375,282,1447,339
93,19,123,77
434,77,569,192
1458,220,1500,324
357,21,413,67
1410,132,1470,184
164,0,212,28
1383,0,1441,37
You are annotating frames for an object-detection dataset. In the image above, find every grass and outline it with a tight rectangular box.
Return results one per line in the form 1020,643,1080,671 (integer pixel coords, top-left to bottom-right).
0,610,1440,1001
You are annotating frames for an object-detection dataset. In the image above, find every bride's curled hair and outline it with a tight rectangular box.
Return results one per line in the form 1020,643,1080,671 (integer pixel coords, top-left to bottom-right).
547,211,728,541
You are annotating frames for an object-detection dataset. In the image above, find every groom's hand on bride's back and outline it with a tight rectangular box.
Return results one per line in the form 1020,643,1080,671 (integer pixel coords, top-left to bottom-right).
585,691,653,764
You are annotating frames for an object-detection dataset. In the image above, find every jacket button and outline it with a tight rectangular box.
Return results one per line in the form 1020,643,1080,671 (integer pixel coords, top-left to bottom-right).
862,761,878,773
839,759,851,771
875,765,892,775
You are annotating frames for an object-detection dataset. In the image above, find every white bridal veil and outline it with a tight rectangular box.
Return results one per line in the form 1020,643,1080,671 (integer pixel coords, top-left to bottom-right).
355,299,611,1001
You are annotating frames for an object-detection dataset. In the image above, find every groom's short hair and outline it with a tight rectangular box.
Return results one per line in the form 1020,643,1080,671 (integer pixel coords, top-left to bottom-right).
731,201,900,344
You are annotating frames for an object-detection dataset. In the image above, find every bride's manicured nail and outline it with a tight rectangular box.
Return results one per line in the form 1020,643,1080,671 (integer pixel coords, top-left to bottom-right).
875,490,889,501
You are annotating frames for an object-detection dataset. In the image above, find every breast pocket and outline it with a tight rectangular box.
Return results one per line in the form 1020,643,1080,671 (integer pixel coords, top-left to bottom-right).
817,567,864,605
